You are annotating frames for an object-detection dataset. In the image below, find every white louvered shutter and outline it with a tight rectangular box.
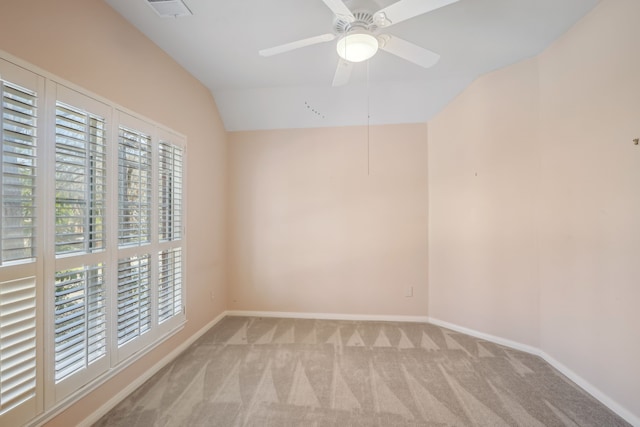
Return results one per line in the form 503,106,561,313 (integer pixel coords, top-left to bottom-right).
158,141,183,242
1,81,37,263
53,265,106,382
50,87,111,400
0,66,41,426
157,138,184,327
117,255,151,347
158,248,182,323
118,127,151,247
54,102,106,255
0,277,37,415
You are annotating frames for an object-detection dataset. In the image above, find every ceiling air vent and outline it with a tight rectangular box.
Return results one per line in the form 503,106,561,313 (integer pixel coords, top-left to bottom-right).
147,0,192,18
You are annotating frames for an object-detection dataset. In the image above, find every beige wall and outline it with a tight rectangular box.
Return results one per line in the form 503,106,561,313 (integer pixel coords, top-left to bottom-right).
228,125,428,316
537,0,640,419
428,57,541,347
0,0,227,425
428,0,640,420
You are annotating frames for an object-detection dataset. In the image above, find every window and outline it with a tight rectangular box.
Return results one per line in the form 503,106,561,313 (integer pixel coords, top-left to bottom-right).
0,56,186,425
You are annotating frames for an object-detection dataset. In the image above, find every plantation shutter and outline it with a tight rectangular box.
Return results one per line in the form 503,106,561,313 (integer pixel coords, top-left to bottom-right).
1,81,37,263
156,133,185,332
158,248,182,323
118,127,151,247
54,103,106,255
0,277,37,415
158,142,183,242
53,265,106,383
117,255,151,347
50,87,111,400
0,68,40,425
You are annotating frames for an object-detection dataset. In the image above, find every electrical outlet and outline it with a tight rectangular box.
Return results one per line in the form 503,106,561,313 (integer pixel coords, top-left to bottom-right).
404,286,413,298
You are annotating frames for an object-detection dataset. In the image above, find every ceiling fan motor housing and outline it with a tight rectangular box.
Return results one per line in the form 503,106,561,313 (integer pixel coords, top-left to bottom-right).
334,11,378,35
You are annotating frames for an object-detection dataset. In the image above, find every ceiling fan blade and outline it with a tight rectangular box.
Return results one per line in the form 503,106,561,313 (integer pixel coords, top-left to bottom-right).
259,33,336,57
321,0,355,22
374,0,459,28
379,35,440,68
332,59,352,87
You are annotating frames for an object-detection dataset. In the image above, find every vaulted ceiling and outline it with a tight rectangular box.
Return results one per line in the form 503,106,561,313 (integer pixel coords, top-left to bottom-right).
105,0,599,131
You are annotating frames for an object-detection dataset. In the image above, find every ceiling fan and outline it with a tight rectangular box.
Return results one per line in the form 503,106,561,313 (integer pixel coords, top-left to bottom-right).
259,0,460,86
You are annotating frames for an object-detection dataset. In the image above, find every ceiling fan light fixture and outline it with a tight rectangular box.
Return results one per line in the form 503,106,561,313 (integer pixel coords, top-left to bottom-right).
336,33,379,63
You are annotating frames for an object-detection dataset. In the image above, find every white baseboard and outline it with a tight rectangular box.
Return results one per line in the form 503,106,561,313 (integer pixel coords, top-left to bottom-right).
426,317,540,356
427,316,639,427
78,312,227,427
225,310,429,323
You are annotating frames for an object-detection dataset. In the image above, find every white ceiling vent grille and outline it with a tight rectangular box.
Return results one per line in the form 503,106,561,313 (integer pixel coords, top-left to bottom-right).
147,0,192,18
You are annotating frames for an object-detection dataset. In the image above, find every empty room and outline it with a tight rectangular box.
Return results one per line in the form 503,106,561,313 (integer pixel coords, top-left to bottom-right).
0,0,638,426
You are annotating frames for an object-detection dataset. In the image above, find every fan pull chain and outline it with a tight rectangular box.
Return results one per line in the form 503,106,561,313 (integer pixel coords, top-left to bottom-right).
367,59,371,176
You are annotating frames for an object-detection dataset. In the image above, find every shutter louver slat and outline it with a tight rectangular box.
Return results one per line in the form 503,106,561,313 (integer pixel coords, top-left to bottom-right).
54,311,85,333
54,338,85,364
1,329,35,364
1,317,34,347
2,345,33,377
3,107,33,124
1,368,35,407
2,84,37,105
3,129,36,145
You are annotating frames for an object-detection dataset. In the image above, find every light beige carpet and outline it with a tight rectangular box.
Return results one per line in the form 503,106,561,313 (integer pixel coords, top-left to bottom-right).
94,316,629,426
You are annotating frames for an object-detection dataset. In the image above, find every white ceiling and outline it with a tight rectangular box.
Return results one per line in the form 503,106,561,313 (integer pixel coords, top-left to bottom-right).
105,0,599,131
